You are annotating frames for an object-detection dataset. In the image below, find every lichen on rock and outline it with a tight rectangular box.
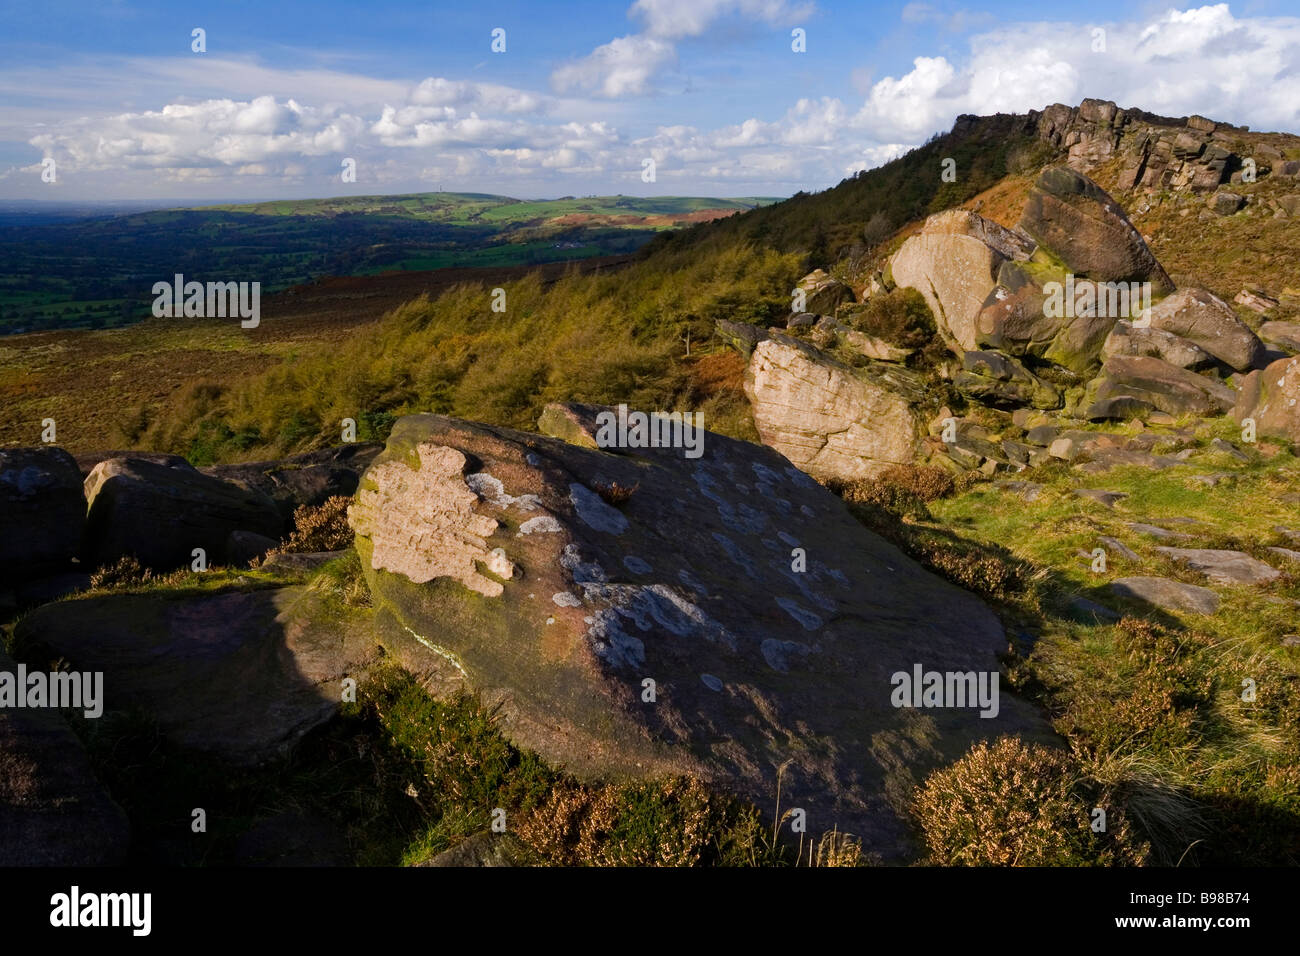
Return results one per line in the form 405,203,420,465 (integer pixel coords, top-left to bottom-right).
348,442,512,597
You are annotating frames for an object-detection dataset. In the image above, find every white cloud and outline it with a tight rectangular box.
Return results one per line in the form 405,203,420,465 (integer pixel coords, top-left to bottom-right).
29,95,364,172
551,35,677,97
551,0,813,97
858,4,1300,141
7,4,1300,200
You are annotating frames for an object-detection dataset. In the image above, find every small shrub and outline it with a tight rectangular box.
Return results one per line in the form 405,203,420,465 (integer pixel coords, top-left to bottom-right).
877,464,956,501
1054,617,1216,756
89,555,152,590
593,480,638,507
273,496,354,555
913,736,1149,866
839,478,932,521
514,776,730,867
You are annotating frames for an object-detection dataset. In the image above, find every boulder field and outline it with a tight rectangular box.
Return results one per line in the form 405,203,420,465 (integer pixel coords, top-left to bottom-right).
4,407,1051,863
722,163,1296,483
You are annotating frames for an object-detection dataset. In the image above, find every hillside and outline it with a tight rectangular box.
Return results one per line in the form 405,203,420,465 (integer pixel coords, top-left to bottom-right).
4,98,1300,869
0,192,775,335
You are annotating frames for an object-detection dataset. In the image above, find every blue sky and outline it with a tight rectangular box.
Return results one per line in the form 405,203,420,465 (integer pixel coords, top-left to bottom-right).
3,0,1300,201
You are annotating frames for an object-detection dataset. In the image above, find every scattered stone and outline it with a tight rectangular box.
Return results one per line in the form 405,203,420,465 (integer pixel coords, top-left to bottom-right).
1126,522,1193,540
1074,448,1186,473
1026,424,1060,446
1235,288,1280,315
1258,321,1300,354
74,450,194,476
994,480,1043,502
1111,576,1220,615
714,319,769,359
1074,489,1128,508
796,269,854,315
420,832,532,867
955,350,1060,409
1102,320,1214,369
1154,547,1281,585
1207,191,1245,215
1099,536,1139,561
1267,547,1300,563
1189,473,1231,487
890,210,1033,351
1209,438,1251,462
1085,396,1156,422
225,530,279,567
260,550,346,574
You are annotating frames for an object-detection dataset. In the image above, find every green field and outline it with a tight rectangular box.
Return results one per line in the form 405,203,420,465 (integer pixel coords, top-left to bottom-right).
0,192,780,334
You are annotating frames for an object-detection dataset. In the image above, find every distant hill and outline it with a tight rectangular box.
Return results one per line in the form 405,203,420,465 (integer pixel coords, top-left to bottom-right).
0,192,779,334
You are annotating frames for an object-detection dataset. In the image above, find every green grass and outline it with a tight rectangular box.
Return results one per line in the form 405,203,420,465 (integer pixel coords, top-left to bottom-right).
843,430,1300,865
129,236,800,460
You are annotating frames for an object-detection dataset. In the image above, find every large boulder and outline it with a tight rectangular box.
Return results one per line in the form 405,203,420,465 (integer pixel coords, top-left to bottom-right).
1102,319,1215,369
744,333,928,482
1234,356,1300,444
1146,288,1266,371
14,586,379,765
976,260,1126,375
955,350,1060,409
82,457,284,571
0,648,131,865
889,210,1033,352
714,319,768,360
795,269,854,315
200,444,383,526
74,450,194,476
1258,321,1300,354
0,446,85,578
1089,355,1237,417
1018,167,1174,294
346,412,1049,859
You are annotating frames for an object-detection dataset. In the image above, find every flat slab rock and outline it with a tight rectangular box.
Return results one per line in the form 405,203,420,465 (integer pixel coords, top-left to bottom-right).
1154,548,1282,585
14,586,379,765
1111,576,1220,615
0,648,131,865
347,412,1051,861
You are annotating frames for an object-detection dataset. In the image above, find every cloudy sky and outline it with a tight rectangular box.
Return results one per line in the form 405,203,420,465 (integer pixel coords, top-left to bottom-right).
3,0,1299,202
